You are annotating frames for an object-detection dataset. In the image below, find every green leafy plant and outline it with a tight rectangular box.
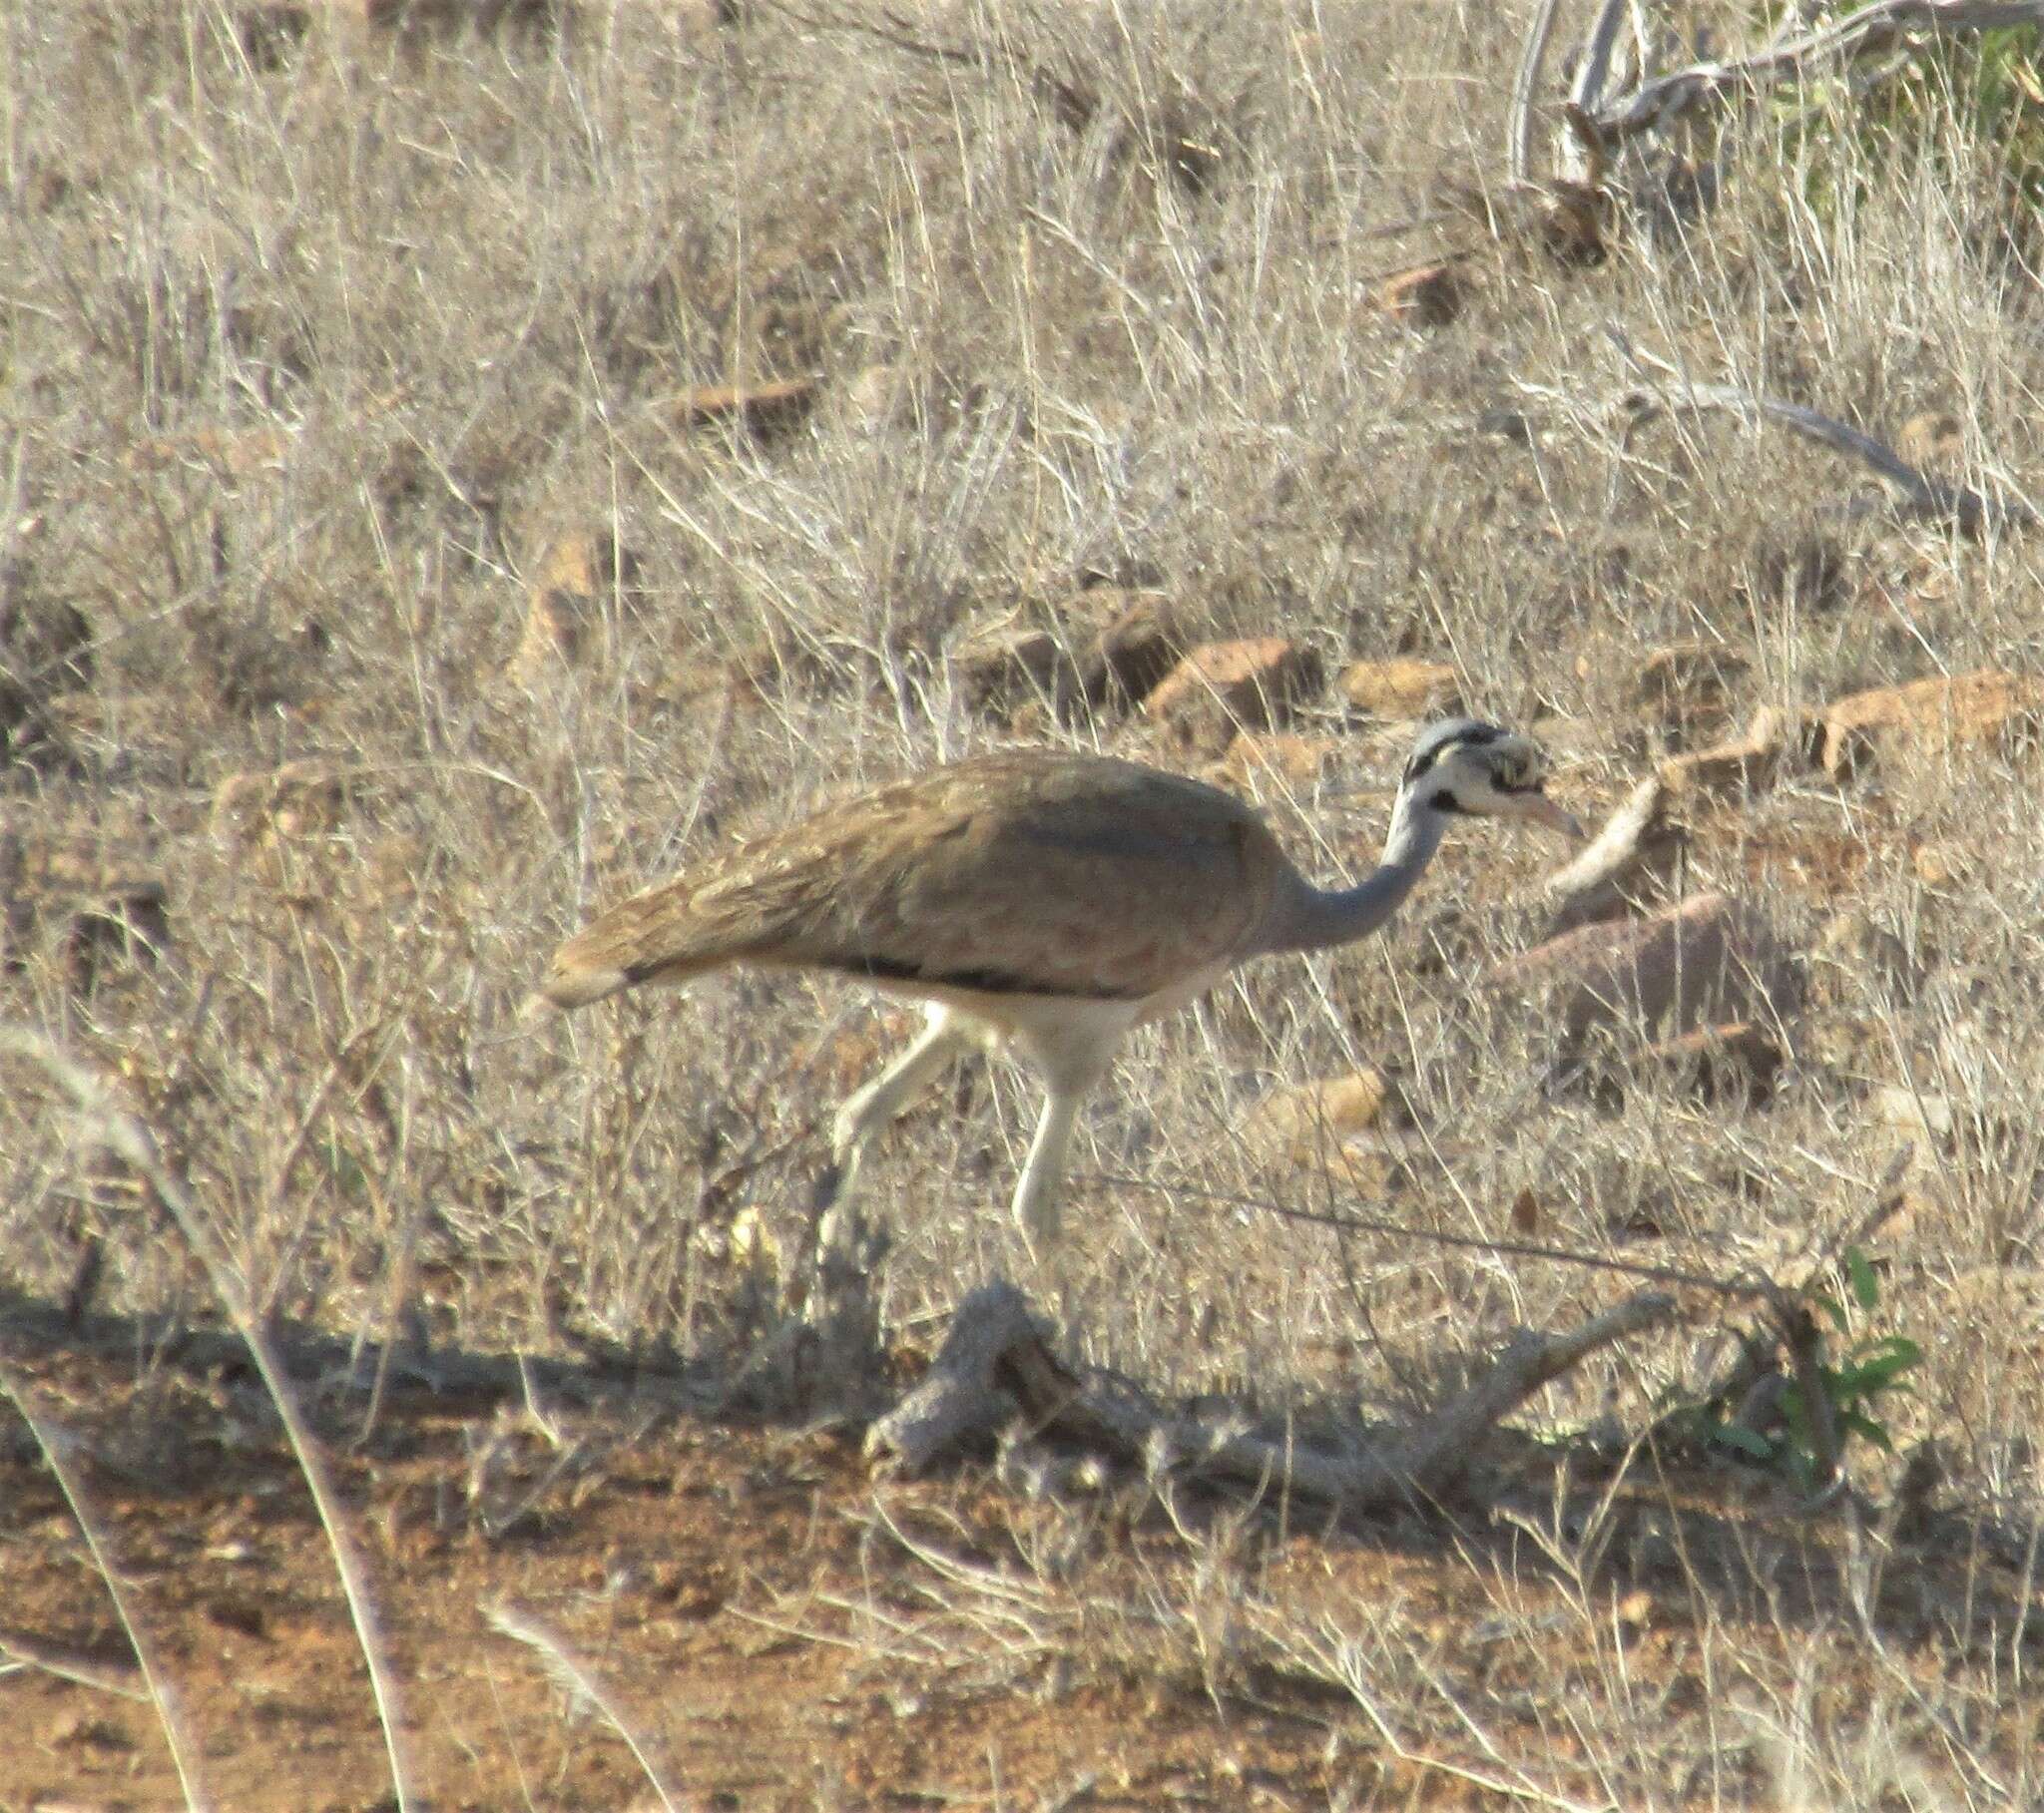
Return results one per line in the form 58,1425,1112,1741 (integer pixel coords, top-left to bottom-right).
1762,10,2044,221
1680,1248,1923,1491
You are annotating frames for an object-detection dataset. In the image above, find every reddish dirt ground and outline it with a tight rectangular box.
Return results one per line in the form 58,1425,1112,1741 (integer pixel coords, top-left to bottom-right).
0,1326,1355,1812
3,1310,2038,1812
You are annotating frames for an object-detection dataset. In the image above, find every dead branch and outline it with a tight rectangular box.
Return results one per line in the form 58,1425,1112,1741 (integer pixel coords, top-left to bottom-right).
867,1279,1678,1511
1617,379,2033,532
1508,0,1567,186
1541,774,1685,936
1576,0,2044,150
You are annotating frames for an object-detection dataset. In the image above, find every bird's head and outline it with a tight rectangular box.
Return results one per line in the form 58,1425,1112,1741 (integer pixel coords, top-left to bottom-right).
1400,718,1583,838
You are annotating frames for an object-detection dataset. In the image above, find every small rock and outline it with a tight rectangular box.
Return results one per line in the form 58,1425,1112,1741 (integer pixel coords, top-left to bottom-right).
1,568,93,770
1210,731,1342,790
1819,669,2043,778
1375,261,1464,329
1912,841,1967,889
948,618,1078,716
1338,658,1461,721
126,423,292,481
1249,1070,1409,1161
1074,590,1184,710
1811,910,1921,1006
1637,1022,1784,1104
211,758,351,843
663,377,817,440
357,832,425,911
1657,740,1776,798
1895,410,1965,472
1492,891,1801,1048
1657,704,1816,797
1144,637,1322,753
1871,1085,1957,1146
1636,641,1748,729
506,530,637,682
837,363,907,432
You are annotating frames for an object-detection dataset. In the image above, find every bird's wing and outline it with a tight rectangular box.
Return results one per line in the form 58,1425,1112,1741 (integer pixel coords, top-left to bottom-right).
538,753,1286,1008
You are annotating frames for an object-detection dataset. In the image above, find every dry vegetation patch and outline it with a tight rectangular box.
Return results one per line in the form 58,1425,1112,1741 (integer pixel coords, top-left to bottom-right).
8,0,2044,1803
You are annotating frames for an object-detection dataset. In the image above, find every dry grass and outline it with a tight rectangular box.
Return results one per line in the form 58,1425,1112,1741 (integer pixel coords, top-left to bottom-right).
6,0,2044,1804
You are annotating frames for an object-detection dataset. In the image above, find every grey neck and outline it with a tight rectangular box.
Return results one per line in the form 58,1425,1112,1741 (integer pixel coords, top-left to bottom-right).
1252,792,1448,957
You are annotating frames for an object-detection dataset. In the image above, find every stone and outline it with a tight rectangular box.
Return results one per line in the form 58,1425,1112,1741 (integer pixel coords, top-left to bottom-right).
838,363,907,432
1249,1070,1410,1162
1657,702,1824,795
506,531,636,681
948,619,1077,716
1912,841,1967,889
1338,658,1461,721
1818,669,2044,778
1210,731,1343,791
1143,637,1321,753
1637,1022,1785,1104
1895,410,1965,472
664,377,817,440
1871,1085,1957,1146
1075,591,1184,710
1492,891,1801,1047
0,567,92,770
127,424,292,481
1636,641,1748,728
1810,910,1921,1007
211,758,351,844
1375,261,1464,328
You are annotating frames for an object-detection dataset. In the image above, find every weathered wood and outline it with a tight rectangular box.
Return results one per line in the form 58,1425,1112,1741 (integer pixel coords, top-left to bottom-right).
1616,377,2033,533
867,1277,1679,1510
1541,774,1683,936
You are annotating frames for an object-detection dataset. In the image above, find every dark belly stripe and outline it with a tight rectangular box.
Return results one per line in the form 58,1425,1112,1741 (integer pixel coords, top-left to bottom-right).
842,952,1139,1001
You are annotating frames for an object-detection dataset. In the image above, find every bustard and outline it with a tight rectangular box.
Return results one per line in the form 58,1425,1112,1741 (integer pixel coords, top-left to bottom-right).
533,718,1580,1247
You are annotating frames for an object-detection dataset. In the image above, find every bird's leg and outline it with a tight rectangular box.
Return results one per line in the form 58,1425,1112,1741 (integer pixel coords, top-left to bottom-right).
1005,1012,1128,1258
1010,1087,1083,1254
816,1006,969,1220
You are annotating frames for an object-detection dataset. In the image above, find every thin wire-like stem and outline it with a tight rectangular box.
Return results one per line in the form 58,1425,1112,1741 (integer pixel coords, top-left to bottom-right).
2,1029,418,1813
0,1365,210,1811
486,1602,684,1813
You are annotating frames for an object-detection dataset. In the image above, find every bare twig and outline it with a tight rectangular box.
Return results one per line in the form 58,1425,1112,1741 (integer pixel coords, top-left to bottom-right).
0,1028,418,1813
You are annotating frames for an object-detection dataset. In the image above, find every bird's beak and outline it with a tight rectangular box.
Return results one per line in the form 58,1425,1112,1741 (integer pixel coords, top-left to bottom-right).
1519,790,1586,840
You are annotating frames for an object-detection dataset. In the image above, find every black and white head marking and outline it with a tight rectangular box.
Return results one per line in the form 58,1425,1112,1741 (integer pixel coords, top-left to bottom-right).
1401,718,1506,790
1397,717,1573,832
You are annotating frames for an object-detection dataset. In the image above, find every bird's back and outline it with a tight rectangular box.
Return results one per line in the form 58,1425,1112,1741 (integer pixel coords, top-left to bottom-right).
537,749,1292,1009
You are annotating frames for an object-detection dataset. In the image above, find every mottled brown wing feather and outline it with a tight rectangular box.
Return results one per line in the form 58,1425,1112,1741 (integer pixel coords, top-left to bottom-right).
539,751,1286,1007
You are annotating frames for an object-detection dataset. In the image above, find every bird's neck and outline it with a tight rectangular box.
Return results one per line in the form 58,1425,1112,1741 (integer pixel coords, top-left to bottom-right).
1255,793,1447,957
